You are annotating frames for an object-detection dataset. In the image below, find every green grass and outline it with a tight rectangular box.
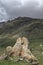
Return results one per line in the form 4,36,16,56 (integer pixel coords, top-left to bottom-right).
0,60,30,65
0,38,16,47
29,39,43,65
0,39,43,65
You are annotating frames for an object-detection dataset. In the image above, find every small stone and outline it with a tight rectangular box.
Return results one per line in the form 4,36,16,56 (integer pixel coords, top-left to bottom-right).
40,44,43,47
41,52,43,55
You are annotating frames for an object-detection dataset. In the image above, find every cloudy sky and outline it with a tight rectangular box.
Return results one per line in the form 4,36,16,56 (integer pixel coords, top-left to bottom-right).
0,0,43,22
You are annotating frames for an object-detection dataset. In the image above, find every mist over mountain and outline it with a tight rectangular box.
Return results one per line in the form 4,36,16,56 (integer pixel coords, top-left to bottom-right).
0,0,43,22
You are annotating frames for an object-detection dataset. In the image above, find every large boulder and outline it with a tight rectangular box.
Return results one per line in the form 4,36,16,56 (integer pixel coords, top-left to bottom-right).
0,37,39,65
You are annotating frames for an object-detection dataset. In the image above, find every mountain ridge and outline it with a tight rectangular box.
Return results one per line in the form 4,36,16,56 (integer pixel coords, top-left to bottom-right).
0,17,43,47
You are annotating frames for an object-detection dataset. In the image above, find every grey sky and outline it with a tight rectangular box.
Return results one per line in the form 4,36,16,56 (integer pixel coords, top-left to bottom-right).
0,0,43,22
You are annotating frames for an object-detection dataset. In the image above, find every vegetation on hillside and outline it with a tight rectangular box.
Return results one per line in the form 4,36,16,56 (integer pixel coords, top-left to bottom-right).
0,17,43,65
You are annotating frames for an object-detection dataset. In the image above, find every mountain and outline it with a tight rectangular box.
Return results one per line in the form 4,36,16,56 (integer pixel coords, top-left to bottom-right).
0,17,43,47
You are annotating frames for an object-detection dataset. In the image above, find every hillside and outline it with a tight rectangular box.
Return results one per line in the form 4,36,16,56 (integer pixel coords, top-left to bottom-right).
0,17,43,47
0,17,43,65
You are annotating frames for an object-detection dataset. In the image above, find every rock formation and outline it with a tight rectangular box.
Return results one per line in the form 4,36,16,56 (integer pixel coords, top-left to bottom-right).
0,37,39,65
20,37,39,65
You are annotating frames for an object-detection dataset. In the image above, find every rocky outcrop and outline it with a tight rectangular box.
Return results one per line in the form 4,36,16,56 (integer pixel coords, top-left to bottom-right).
0,37,39,65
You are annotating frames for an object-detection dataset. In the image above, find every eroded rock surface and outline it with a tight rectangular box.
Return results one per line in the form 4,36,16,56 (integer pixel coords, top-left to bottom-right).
0,37,39,65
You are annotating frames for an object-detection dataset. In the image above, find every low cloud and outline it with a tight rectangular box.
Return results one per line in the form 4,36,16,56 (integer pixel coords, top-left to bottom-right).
0,0,43,22
0,7,8,22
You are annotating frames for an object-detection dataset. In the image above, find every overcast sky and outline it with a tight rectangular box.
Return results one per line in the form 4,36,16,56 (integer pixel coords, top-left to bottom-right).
0,0,43,22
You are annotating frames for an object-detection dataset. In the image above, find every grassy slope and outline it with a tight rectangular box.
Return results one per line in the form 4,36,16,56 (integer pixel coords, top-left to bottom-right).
0,17,43,65
0,17,43,47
